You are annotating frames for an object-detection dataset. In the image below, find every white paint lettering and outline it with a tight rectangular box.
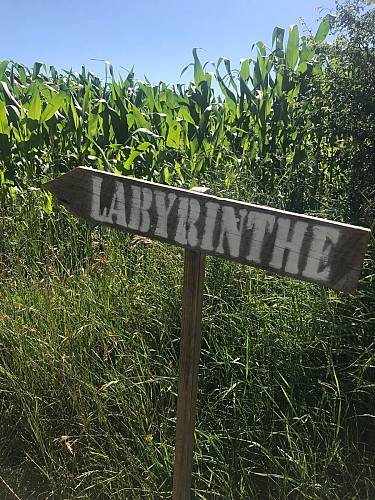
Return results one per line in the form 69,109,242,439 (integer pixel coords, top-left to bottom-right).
154,190,177,238
269,219,308,273
174,196,201,247
216,207,247,258
246,212,276,263
91,176,111,222
303,226,340,281
201,202,220,252
106,181,127,227
128,186,152,232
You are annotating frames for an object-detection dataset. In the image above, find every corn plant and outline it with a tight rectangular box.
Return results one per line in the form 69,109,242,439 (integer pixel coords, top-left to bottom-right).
0,15,336,212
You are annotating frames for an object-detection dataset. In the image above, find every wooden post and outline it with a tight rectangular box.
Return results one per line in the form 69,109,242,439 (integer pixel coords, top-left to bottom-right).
173,249,205,499
172,187,209,500
43,169,371,498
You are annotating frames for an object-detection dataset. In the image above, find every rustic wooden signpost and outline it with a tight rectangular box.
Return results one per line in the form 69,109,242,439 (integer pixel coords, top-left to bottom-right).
44,167,371,499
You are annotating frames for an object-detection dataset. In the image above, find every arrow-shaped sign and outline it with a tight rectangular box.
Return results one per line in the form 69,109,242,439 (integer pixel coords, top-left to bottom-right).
44,166,371,498
44,167,371,293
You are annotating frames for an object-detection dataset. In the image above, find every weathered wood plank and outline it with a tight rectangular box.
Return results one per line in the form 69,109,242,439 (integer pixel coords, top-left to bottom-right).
172,187,209,500
44,167,371,293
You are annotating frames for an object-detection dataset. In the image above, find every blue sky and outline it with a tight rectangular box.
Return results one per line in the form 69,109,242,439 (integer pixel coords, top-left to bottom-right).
2,0,336,83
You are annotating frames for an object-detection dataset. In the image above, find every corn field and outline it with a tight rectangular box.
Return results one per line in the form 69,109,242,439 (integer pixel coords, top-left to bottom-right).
0,16,338,212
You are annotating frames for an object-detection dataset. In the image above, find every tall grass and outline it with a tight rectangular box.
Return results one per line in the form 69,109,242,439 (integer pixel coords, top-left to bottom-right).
1,177,374,497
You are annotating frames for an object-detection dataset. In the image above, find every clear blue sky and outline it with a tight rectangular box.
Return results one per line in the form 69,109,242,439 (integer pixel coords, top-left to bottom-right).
2,0,336,83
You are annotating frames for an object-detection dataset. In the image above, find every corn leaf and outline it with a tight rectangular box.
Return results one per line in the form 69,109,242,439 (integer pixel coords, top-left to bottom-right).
272,26,285,52
28,88,42,122
40,91,66,123
315,14,334,43
192,48,205,86
0,60,9,80
286,25,299,70
0,100,10,136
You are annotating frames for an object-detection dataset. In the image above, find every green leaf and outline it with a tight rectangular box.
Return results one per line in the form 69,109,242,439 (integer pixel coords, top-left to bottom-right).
286,24,299,70
88,111,99,139
123,149,142,170
132,127,161,139
137,141,152,151
192,48,205,86
40,91,66,123
130,104,149,129
166,119,181,148
70,95,80,129
82,83,92,115
255,41,267,57
28,88,41,122
105,60,114,79
217,76,237,115
272,26,285,52
177,105,196,125
17,64,27,86
42,190,53,214
0,100,10,136
315,14,334,43
32,61,45,79
258,52,270,81
0,60,9,80
296,61,308,73
240,58,250,82
180,62,193,78
162,166,170,184
0,81,20,109
299,39,315,64
220,57,237,91
239,77,253,102
274,72,283,97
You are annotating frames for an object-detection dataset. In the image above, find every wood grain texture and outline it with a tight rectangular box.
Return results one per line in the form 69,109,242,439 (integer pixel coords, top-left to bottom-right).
44,167,371,293
172,249,206,499
172,187,209,500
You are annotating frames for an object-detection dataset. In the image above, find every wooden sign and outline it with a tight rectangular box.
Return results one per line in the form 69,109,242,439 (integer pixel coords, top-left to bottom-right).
45,166,370,499
44,166,370,293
